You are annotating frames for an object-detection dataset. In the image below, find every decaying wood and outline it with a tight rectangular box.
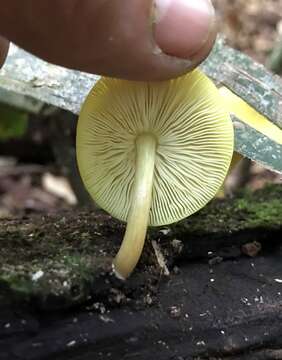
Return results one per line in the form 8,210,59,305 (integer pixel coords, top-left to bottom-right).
1,38,282,173
0,185,281,360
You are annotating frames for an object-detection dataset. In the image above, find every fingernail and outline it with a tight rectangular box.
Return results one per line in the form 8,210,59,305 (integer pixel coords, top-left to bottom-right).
153,0,215,59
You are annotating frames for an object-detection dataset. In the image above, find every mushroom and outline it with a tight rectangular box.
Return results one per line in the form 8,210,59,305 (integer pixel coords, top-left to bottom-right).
76,70,234,279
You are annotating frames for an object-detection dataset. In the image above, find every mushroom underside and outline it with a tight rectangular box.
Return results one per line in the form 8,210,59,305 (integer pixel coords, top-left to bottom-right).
77,70,234,278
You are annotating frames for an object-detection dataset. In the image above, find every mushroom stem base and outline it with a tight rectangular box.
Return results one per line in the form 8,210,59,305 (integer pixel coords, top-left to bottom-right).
113,133,157,279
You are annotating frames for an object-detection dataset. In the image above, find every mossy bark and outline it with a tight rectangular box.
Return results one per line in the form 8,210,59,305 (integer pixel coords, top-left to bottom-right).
0,184,281,311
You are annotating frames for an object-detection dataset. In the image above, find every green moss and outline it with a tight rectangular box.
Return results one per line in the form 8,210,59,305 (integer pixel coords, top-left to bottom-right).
62,254,100,282
236,198,282,227
0,105,28,140
170,185,282,236
1,274,33,295
234,185,282,228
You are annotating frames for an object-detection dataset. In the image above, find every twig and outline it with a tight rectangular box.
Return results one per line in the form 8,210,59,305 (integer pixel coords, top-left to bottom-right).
151,240,170,276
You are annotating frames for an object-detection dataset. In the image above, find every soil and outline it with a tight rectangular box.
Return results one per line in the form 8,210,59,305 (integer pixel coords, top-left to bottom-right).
213,0,282,64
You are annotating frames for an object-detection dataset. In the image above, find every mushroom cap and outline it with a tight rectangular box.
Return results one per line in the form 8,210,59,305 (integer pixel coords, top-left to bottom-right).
77,70,234,226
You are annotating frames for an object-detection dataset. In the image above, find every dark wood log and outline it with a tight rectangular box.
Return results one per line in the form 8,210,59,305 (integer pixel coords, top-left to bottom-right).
0,185,282,360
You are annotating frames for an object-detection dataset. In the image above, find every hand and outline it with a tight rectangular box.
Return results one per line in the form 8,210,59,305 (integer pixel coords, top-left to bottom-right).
0,0,216,80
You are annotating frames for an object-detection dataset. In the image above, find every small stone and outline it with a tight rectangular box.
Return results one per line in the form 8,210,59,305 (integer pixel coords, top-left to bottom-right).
91,302,106,314
31,270,44,282
168,305,182,318
159,228,170,235
99,315,114,323
144,294,153,305
171,239,183,254
208,256,223,266
172,266,180,275
110,288,126,304
241,241,262,257
66,340,76,347
196,340,206,346
32,342,43,348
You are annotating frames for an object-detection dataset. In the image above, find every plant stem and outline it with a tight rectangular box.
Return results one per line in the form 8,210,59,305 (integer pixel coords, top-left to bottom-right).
113,133,157,279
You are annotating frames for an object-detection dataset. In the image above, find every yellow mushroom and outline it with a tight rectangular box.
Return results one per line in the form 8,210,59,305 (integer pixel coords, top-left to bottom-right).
76,70,234,279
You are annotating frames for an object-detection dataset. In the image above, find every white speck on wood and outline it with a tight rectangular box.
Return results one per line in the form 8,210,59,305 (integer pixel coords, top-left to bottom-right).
31,270,44,281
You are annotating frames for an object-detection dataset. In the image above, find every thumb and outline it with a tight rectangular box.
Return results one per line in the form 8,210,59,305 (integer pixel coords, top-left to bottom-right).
0,0,216,80
154,0,216,64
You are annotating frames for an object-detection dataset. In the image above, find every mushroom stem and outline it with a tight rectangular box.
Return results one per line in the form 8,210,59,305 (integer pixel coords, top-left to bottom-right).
113,133,157,279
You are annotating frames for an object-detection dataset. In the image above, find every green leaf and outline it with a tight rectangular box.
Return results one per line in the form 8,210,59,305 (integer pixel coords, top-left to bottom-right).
0,105,28,140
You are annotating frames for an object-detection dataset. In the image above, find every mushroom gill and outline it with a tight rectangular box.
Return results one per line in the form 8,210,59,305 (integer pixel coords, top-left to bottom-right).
76,70,234,279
